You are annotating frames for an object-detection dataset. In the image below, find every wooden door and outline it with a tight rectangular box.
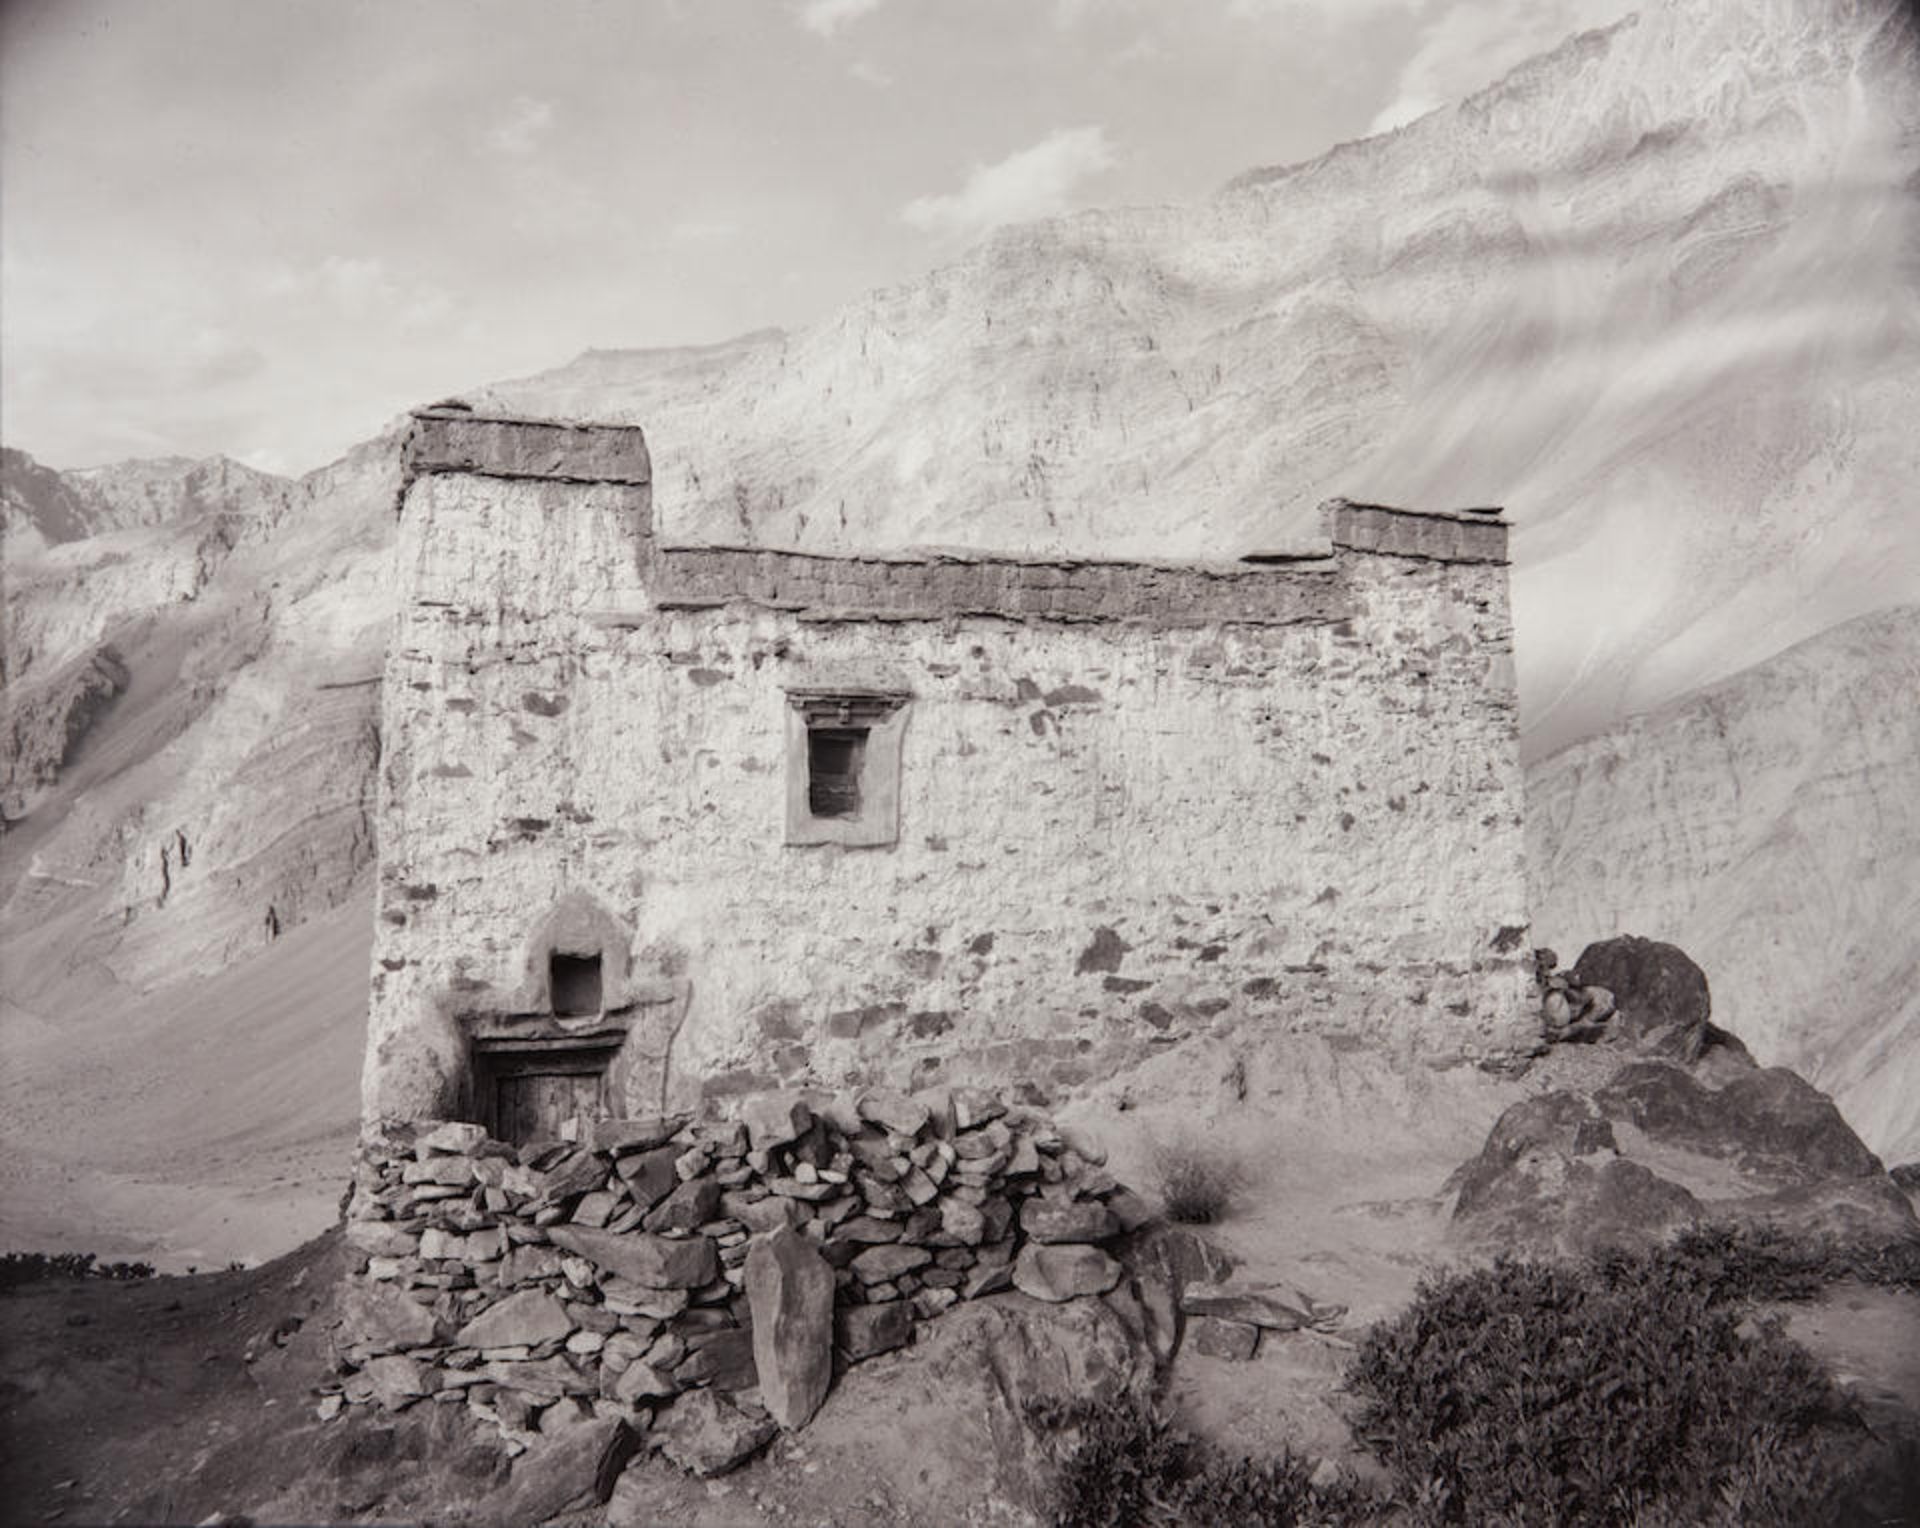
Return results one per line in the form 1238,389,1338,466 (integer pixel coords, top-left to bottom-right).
485,1051,613,1145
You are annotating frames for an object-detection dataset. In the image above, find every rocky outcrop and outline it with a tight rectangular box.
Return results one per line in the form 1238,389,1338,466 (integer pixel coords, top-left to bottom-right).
1,643,129,818
1529,607,1920,1167
1452,1053,1918,1255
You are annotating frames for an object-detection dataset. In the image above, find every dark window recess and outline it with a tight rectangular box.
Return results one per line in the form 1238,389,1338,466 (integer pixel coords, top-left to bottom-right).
550,952,603,1017
808,728,868,818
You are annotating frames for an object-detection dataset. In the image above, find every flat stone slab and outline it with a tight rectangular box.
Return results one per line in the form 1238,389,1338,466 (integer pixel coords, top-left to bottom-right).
456,1287,574,1350
1187,1315,1260,1360
548,1226,719,1289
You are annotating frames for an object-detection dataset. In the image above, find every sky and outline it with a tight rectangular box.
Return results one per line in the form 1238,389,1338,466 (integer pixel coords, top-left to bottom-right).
1,0,1629,475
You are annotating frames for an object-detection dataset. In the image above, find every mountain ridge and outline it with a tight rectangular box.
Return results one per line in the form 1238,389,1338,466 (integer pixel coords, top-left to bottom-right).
2,0,1916,1257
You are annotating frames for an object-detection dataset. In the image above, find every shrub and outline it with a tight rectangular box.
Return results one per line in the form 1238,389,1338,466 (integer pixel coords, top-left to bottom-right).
1149,1133,1248,1224
1346,1251,1869,1526
0,1250,156,1289
1026,1396,1377,1527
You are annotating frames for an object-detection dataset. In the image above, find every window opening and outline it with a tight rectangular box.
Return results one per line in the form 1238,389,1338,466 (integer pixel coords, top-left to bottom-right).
808,728,868,818
550,952,603,1017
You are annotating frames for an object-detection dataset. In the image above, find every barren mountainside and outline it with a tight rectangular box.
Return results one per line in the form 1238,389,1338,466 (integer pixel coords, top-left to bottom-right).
1528,603,1920,1168
2,0,1917,1260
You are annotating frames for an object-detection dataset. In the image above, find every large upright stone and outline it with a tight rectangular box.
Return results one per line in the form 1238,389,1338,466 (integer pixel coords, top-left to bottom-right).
745,1227,836,1428
547,1226,718,1289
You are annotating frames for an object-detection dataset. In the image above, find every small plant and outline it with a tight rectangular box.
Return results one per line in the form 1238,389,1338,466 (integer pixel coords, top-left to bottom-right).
1346,1247,1872,1525
1026,1396,1377,1527
1149,1131,1248,1224
0,1250,156,1289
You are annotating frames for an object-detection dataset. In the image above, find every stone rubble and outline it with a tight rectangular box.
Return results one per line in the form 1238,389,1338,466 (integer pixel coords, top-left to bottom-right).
337,1085,1136,1484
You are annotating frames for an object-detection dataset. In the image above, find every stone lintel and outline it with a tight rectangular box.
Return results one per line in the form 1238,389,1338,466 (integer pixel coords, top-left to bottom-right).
406,408,651,486
1328,498,1508,565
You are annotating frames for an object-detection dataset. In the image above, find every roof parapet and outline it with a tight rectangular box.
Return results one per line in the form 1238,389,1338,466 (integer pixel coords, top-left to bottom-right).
1326,497,1508,565
405,406,651,486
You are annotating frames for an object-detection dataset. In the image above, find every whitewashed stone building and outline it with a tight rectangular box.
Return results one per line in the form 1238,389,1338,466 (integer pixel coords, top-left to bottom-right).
362,407,1531,1142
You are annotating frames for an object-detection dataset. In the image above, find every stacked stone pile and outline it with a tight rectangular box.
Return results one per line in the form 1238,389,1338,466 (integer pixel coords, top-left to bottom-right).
1533,947,1617,1044
335,1086,1147,1478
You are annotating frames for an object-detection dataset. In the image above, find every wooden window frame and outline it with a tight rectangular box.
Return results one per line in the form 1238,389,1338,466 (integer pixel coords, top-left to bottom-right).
784,688,909,847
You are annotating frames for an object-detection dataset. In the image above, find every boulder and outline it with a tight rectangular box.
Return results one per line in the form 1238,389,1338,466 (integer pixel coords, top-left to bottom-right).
1012,1243,1122,1302
547,1227,718,1289
496,1408,638,1522
1570,936,1715,1058
1596,1063,1885,1182
745,1227,836,1428
1019,1196,1118,1244
793,1292,1158,1518
1451,1056,1918,1254
653,1390,777,1477
456,1288,574,1350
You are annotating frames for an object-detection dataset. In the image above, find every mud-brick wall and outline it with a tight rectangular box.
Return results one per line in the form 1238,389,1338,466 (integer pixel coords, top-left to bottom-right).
363,415,1530,1121
336,1088,1141,1450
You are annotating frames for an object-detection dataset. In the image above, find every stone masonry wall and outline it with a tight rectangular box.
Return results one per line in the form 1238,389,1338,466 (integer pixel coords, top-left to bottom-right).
336,1088,1141,1472
364,412,1531,1122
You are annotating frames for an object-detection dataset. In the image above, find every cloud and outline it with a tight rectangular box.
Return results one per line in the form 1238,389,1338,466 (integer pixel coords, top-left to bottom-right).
266,256,453,331
1370,0,1633,134
669,217,741,244
901,126,1116,240
795,0,888,38
486,94,555,157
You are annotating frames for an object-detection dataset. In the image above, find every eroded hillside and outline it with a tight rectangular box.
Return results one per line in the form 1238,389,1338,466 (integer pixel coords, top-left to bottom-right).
1528,605,1920,1166
2,0,1916,1259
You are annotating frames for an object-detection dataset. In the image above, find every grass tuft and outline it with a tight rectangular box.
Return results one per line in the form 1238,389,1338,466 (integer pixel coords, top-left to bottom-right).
1149,1132,1248,1224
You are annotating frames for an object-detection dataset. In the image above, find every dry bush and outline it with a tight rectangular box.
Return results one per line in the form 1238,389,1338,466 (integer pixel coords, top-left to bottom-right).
1149,1132,1248,1224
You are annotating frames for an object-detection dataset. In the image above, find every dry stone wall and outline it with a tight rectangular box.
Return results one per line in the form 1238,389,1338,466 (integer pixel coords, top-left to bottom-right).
337,1087,1143,1470
365,412,1531,1123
